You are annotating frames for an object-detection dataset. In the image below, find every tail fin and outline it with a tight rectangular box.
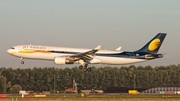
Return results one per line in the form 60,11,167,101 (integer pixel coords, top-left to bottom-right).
135,33,167,54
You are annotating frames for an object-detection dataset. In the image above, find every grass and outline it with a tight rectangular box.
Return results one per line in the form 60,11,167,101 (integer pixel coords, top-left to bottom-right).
1,98,180,101
1,94,180,101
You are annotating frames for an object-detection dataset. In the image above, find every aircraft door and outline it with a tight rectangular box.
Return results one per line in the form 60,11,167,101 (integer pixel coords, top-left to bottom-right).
130,53,135,58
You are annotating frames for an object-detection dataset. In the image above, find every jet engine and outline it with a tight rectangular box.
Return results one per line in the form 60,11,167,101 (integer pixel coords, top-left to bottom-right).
54,57,74,64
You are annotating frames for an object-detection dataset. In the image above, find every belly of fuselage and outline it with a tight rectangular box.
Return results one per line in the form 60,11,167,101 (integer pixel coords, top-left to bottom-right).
14,53,64,60
94,56,147,65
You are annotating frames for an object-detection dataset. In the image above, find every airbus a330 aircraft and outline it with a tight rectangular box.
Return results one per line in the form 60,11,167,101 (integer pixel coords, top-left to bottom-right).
7,33,166,72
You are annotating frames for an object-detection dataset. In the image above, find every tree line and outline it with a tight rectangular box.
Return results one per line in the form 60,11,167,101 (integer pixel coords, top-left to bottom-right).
0,64,180,94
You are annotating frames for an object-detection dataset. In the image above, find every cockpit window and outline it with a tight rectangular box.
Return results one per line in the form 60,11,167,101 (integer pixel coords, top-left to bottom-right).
11,47,15,49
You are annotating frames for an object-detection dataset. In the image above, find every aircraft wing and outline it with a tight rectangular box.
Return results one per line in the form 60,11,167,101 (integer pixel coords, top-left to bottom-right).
69,45,101,62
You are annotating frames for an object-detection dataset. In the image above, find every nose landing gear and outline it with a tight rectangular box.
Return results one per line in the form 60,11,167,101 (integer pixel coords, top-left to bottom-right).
21,58,24,64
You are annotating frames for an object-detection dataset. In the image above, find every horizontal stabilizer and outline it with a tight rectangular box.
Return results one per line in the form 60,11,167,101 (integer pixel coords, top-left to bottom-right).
145,53,163,59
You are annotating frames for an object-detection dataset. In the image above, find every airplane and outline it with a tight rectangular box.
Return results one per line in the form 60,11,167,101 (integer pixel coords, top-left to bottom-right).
7,33,166,72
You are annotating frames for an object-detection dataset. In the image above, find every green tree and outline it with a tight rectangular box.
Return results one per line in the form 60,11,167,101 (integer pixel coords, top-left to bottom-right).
144,65,153,70
11,85,22,94
0,67,6,73
0,74,7,94
2,64,180,92
6,81,12,93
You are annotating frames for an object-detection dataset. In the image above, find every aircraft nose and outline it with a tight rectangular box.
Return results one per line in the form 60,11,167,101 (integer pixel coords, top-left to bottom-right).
7,49,11,53
7,49,16,55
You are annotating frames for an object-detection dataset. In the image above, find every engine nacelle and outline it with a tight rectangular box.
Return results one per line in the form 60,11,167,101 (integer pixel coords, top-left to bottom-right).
54,57,74,64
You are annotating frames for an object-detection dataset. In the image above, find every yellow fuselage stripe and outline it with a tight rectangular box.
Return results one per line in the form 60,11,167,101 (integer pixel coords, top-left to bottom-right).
18,50,52,54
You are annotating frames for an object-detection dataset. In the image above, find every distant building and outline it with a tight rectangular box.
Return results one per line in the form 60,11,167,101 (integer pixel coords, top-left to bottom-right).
104,87,149,93
141,87,180,94
104,86,180,94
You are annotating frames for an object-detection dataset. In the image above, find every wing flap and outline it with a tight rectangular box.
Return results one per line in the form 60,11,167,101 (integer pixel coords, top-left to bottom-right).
69,45,101,61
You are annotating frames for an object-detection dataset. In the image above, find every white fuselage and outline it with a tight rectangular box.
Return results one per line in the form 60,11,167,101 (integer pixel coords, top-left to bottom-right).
7,45,147,65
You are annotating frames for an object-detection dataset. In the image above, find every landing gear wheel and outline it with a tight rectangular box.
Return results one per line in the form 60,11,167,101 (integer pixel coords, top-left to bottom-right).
21,58,24,64
85,64,88,67
83,68,87,72
79,65,83,69
87,68,91,72
83,66,87,69
21,61,24,64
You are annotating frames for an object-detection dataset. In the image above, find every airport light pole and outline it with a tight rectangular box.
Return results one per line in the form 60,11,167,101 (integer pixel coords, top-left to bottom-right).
54,75,55,94
134,74,136,90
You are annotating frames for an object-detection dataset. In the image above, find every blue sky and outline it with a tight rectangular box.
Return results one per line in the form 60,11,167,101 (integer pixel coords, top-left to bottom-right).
0,0,180,68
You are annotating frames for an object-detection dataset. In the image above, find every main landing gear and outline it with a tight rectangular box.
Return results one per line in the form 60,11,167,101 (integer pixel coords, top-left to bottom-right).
21,58,24,64
79,64,91,72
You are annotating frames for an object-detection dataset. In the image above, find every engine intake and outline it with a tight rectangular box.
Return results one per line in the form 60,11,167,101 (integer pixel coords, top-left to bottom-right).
54,57,74,64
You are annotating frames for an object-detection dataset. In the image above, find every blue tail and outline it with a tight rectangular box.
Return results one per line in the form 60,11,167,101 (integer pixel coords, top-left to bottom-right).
135,33,167,54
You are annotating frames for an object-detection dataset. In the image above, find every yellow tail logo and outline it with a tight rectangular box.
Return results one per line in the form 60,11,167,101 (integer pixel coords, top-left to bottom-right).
149,39,161,51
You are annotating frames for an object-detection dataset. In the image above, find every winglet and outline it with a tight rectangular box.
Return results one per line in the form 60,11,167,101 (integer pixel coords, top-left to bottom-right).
94,45,101,50
115,47,122,51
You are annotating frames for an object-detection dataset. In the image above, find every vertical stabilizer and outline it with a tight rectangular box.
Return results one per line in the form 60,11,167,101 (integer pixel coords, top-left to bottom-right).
135,33,167,54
